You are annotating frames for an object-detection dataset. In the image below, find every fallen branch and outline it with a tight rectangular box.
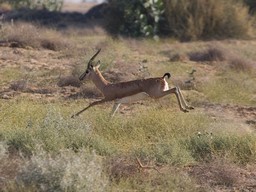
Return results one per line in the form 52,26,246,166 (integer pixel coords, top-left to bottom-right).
136,157,160,173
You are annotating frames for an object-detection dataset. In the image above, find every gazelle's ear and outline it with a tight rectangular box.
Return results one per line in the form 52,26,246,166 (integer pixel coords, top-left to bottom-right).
94,60,101,69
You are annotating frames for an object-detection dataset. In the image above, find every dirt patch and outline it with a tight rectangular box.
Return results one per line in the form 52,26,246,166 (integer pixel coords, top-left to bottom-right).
0,154,24,191
187,159,256,191
201,103,256,130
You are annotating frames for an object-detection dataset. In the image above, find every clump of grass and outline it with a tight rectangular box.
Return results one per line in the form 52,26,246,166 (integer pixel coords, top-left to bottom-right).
8,148,108,192
199,71,256,105
185,133,256,164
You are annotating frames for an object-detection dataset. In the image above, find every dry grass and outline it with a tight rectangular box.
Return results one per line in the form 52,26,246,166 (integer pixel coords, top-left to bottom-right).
188,44,255,72
1,22,71,51
189,45,228,62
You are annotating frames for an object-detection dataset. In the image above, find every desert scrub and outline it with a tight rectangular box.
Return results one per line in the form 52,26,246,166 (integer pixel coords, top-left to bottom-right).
164,0,254,40
185,133,256,164
0,99,117,156
6,149,108,192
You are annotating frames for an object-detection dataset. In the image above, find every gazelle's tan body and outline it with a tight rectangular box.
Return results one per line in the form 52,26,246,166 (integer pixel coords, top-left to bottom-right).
71,50,193,118
90,67,170,100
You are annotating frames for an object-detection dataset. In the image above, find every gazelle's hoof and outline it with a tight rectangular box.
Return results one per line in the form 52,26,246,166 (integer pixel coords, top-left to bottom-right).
187,106,194,110
182,109,189,113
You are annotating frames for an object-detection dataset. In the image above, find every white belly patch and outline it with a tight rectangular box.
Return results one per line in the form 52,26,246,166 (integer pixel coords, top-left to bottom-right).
116,92,149,104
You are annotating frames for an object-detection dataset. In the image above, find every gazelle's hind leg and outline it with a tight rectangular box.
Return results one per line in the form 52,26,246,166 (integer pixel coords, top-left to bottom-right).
176,87,194,110
111,103,121,117
153,87,189,112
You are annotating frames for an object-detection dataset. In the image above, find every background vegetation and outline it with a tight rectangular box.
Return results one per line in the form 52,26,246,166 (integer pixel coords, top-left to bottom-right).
0,0,63,11
0,0,255,191
106,0,256,40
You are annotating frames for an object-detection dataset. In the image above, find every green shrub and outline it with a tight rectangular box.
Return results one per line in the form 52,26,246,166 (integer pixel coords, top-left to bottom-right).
164,0,253,40
106,0,164,38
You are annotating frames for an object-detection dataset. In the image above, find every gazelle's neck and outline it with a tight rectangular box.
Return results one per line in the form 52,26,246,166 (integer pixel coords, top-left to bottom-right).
91,68,110,92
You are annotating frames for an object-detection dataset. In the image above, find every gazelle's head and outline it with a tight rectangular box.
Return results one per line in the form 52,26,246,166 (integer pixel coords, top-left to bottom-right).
79,49,101,81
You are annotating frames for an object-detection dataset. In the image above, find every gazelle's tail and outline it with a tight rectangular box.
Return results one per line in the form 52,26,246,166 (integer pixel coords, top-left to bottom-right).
162,72,171,79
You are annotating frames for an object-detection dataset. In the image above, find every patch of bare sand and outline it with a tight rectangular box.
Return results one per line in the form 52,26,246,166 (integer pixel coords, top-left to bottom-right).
200,103,256,132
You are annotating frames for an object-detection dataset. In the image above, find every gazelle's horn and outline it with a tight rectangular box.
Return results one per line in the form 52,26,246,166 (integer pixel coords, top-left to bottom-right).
87,49,101,68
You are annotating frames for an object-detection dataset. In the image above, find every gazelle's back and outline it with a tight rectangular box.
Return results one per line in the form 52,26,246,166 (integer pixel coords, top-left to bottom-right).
103,77,166,100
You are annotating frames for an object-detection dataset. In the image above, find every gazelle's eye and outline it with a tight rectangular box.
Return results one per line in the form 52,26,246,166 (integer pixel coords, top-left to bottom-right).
86,70,89,74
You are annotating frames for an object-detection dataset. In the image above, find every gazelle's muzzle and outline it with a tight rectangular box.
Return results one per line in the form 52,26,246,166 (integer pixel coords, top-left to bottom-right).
79,71,87,81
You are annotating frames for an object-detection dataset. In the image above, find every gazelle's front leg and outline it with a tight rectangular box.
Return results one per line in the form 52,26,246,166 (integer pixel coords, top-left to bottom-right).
71,99,108,118
176,87,194,110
